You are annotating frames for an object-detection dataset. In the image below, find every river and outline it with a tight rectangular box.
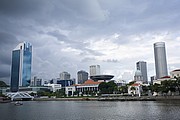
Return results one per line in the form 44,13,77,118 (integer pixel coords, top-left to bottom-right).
0,101,180,120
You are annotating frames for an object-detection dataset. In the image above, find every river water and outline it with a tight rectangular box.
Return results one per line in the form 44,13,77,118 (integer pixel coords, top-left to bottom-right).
0,101,180,120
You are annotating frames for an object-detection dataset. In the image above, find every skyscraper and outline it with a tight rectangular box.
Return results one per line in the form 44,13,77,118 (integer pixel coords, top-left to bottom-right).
154,42,168,79
77,70,88,84
59,71,71,80
11,42,32,92
136,61,148,83
89,65,100,76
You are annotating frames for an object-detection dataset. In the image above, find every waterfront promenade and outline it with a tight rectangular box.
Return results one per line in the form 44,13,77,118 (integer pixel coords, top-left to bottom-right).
33,96,180,101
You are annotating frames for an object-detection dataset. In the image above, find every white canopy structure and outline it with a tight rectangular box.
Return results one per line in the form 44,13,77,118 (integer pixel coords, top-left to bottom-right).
6,92,34,101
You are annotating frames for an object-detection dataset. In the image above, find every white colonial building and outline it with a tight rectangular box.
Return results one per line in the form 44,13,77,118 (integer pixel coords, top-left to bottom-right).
170,69,180,78
65,79,101,96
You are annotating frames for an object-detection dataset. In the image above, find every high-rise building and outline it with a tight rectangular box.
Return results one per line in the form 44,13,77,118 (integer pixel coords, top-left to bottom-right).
10,42,32,92
89,65,100,76
30,76,42,86
154,42,168,79
136,61,148,83
59,71,71,80
77,70,88,84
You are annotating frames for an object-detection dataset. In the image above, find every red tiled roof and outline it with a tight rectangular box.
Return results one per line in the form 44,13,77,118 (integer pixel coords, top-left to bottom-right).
131,83,140,86
81,79,101,85
160,76,171,79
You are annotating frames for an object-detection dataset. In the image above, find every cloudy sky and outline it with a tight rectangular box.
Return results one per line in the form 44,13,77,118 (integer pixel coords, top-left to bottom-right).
0,0,180,84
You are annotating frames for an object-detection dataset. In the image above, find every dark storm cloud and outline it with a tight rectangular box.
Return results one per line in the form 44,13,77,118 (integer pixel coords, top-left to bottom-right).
0,0,46,17
0,32,19,65
0,32,19,82
0,0,180,83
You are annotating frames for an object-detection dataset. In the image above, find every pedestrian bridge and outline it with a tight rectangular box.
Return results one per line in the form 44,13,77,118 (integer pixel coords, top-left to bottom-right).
6,92,34,101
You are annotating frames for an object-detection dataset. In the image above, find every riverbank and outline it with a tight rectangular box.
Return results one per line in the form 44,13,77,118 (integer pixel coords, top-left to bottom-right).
33,96,180,101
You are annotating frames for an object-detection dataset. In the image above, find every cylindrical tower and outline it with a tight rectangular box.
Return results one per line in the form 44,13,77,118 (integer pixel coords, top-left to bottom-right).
154,42,168,79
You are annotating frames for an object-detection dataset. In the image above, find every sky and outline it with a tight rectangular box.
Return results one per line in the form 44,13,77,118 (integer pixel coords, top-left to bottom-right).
0,0,180,84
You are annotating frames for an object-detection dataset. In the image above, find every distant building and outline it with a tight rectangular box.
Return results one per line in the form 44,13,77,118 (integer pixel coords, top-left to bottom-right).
59,71,71,80
150,76,156,84
77,70,88,84
57,79,74,87
65,79,101,96
11,42,32,92
44,83,61,92
128,83,142,97
89,65,100,76
136,61,148,83
154,42,168,79
134,70,143,82
31,76,42,86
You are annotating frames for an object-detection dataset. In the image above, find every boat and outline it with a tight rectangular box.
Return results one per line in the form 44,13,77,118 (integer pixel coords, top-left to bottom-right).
14,101,23,106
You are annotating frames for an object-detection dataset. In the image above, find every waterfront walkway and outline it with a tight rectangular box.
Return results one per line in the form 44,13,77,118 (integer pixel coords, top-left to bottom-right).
33,96,180,101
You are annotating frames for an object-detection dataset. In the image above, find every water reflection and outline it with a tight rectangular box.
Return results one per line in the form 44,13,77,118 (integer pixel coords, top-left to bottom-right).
0,101,180,120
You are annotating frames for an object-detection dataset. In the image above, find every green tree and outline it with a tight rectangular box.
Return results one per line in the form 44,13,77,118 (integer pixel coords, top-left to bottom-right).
118,86,128,94
55,89,66,98
98,81,117,94
152,83,161,93
0,81,8,87
175,77,180,95
142,85,149,95
160,80,169,95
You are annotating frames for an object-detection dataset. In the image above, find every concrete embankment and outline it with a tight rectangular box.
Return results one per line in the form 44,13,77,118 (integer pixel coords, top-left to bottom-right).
33,96,180,101
33,97,98,101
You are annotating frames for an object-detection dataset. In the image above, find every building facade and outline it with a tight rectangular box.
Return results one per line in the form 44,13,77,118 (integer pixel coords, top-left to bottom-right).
11,42,32,92
136,61,148,83
170,69,180,78
30,76,42,87
65,79,101,96
77,70,88,84
154,42,168,79
134,70,143,82
89,65,100,76
59,71,71,80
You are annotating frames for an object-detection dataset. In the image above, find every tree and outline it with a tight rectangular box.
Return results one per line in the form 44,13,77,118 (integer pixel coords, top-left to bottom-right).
161,80,169,95
98,81,117,94
55,89,66,98
152,83,161,93
175,77,180,95
142,85,149,95
0,81,8,87
118,86,128,94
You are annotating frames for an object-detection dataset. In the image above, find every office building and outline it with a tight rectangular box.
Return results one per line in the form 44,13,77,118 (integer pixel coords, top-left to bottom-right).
136,61,148,83
89,65,100,76
77,70,88,84
59,71,71,80
30,76,42,87
154,42,168,79
11,42,32,92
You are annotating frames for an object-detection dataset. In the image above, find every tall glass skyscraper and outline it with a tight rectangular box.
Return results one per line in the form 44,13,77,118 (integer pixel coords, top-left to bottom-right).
154,42,168,79
10,42,32,92
77,70,88,84
136,61,148,83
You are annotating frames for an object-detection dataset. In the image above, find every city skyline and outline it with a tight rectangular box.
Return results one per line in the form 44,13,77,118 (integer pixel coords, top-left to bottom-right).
0,1,180,84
